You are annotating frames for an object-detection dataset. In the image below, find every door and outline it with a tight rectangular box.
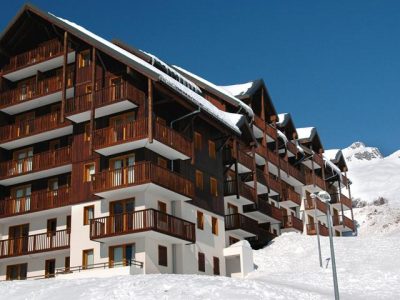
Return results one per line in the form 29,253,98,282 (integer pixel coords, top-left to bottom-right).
110,154,135,186
45,259,56,278
110,112,135,142
157,201,168,228
8,224,29,256
109,244,135,268
82,249,94,269
110,77,122,101
16,112,35,137
13,148,33,175
110,199,135,233
12,185,31,213
6,263,27,280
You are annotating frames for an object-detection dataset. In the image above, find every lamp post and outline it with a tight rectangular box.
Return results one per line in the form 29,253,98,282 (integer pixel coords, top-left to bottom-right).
318,191,340,300
310,193,323,268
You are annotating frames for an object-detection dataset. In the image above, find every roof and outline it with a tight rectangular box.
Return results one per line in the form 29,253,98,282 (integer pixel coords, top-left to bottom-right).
172,65,254,119
0,4,247,136
219,79,264,99
277,113,291,127
324,149,342,163
296,127,316,141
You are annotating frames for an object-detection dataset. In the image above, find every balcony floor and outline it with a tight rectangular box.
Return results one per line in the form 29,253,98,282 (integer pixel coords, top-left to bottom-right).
2,52,75,82
0,164,72,186
95,138,189,160
0,125,73,150
224,194,254,206
253,126,264,139
66,99,137,123
1,87,75,115
0,204,72,224
225,228,256,239
255,153,266,166
245,181,269,195
94,182,190,201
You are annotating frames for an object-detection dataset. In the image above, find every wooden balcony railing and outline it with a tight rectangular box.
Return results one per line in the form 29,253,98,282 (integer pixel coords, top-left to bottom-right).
256,168,268,187
253,115,266,131
0,112,70,142
225,213,259,235
306,223,329,236
266,148,280,166
281,188,301,206
255,144,266,158
282,215,303,232
90,209,195,242
0,229,70,259
343,215,355,231
0,68,74,109
266,124,277,139
258,199,283,221
267,174,281,193
237,150,254,171
333,215,355,231
0,146,71,179
93,118,192,158
0,186,71,218
92,162,193,198
65,81,145,116
285,162,306,183
330,192,352,209
305,172,326,190
304,197,328,213
1,38,66,74
286,141,298,155
224,180,256,202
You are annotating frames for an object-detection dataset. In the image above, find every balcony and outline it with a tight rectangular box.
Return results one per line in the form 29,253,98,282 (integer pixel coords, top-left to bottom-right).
90,209,195,243
225,213,259,238
280,188,301,207
245,168,268,194
223,148,253,174
93,118,191,160
282,215,303,232
246,228,277,250
266,148,280,168
313,153,324,168
243,199,282,223
333,215,355,232
0,68,75,115
92,162,193,201
305,172,326,190
224,180,256,205
286,141,298,156
331,193,352,210
267,174,281,195
0,146,72,186
266,124,277,141
306,222,329,236
254,144,267,166
0,186,71,219
304,197,328,215
252,115,265,138
65,81,144,123
0,229,70,259
1,38,75,82
0,112,73,150
277,158,306,185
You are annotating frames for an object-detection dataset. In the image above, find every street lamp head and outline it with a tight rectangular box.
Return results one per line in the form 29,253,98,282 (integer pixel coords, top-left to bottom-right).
318,191,332,203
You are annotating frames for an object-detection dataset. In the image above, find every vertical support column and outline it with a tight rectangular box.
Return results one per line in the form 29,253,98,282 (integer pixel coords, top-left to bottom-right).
148,78,153,143
320,150,327,191
61,31,68,123
89,47,96,153
233,139,240,199
345,170,355,233
251,144,257,204
260,88,265,122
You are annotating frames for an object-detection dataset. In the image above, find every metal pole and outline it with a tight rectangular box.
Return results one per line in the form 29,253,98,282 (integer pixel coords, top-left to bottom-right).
311,194,323,268
326,202,340,300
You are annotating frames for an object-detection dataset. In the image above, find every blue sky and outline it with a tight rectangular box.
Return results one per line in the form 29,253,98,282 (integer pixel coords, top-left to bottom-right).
1,1,399,155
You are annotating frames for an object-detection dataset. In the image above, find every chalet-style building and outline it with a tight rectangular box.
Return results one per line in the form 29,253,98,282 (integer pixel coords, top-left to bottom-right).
0,4,354,281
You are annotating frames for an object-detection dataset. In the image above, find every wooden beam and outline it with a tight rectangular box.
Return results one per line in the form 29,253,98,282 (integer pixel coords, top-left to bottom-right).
261,87,265,121
148,78,153,143
89,47,96,153
60,31,68,123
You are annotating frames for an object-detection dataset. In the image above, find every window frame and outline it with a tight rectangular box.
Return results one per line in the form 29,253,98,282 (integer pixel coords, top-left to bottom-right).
83,205,94,225
158,245,168,267
198,252,205,272
197,211,204,230
195,170,204,191
211,216,218,235
210,177,218,196
194,132,202,150
208,140,216,159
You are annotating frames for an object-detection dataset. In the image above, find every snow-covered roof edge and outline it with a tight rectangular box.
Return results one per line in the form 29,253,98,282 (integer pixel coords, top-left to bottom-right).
172,65,254,119
219,81,256,98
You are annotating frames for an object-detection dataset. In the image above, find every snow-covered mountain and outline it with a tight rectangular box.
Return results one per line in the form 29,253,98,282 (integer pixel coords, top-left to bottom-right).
343,141,400,207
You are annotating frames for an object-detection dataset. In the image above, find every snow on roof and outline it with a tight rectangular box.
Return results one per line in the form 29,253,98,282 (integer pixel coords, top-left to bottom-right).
297,127,315,140
277,129,288,144
140,50,201,94
50,14,244,135
172,65,254,119
324,149,342,162
323,154,343,180
277,113,290,127
219,81,255,97
228,240,252,249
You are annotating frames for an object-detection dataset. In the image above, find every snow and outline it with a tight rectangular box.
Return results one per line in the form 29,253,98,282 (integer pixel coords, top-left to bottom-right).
3,232,400,300
297,127,315,140
50,13,243,134
322,154,343,180
277,128,288,144
343,142,400,207
172,66,254,119
277,113,290,127
324,149,341,162
219,81,255,97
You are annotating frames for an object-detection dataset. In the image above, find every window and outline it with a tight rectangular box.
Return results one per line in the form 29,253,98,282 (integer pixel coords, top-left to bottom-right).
195,170,203,190
194,132,202,150
198,252,205,272
45,259,56,278
157,157,167,169
65,257,70,272
210,177,218,196
66,215,71,231
109,244,135,268
213,257,220,275
82,249,94,269
211,217,218,235
158,245,167,267
6,263,27,281
84,163,95,182
83,205,94,225
227,203,238,215
47,218,57,236
84,123,91,142
197,211,204,230
85,84,93,94
208,140,216,159
78,49,91,68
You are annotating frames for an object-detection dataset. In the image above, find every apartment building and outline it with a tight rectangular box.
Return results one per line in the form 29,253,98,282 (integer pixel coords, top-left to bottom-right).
0,4,354,281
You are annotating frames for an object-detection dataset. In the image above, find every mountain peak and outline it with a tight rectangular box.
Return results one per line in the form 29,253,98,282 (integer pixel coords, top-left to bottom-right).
343,141,383,162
